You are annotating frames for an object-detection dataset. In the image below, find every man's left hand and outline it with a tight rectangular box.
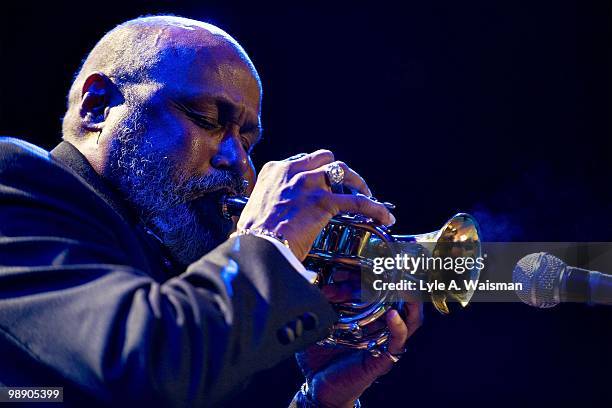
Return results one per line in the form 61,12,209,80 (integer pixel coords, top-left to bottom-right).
296,300,423,408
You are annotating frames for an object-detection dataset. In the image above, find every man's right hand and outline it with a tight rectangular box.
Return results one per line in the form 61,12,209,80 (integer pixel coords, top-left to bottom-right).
236,150,395,261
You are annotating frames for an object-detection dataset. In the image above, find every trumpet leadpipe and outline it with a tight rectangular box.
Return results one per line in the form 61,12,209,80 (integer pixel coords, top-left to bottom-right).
220,195,249,219
220,194,396,219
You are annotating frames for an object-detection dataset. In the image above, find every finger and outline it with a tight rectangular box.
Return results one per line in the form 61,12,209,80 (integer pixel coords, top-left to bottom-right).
335,162,372,196
326,161,372,196
295,161,372,197
402,301,424,338
360,309,407,376
315,161,372,196
284,152,308,161
385,309,410,354
332,193,395,226
285,149,335,174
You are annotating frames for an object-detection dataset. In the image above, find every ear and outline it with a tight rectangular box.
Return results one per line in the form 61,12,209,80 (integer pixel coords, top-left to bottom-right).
80,72,112,131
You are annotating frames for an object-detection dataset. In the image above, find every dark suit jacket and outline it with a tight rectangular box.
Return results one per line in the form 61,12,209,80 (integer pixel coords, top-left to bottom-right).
0,137,335,407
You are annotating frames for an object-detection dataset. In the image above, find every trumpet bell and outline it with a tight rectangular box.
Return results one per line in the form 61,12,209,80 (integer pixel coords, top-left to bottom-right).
395,213,482,314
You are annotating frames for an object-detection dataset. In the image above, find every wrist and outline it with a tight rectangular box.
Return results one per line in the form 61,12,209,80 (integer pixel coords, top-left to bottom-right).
230,227,290,249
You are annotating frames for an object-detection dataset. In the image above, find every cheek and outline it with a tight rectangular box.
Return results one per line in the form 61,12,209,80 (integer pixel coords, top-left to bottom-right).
181,131,216,175
143,109,191,154
146,110,213,175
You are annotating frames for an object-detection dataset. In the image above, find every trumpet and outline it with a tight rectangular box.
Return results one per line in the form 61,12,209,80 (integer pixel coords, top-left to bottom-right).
221,195,482,354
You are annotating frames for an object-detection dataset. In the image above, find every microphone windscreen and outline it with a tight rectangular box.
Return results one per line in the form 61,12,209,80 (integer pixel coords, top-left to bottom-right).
512,252,566,308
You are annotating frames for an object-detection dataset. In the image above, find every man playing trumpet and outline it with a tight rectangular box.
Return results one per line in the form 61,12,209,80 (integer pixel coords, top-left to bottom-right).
0,16,422,407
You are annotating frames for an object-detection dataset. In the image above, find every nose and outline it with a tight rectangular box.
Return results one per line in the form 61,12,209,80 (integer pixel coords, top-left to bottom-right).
210,126,252,179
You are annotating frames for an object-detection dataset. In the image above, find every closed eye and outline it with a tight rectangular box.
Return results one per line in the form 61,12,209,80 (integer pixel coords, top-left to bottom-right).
190,115,221,131
172,100,221,131
240,136,251,152
172,99,261,152
241,125,262,153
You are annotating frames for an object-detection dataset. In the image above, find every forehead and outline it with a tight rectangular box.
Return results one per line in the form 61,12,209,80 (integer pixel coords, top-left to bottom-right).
153,34,262,115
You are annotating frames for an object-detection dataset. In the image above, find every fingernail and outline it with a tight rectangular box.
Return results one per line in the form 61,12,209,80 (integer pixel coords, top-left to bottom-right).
387,213,396,227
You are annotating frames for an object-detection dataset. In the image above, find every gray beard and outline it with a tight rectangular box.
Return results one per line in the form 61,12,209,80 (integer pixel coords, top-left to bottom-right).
108,111,245,267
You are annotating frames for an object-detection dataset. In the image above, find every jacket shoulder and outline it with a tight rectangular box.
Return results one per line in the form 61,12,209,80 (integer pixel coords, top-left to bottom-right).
0,136,117,232
0,137,94,197
0,136,52,166
0,137,153,271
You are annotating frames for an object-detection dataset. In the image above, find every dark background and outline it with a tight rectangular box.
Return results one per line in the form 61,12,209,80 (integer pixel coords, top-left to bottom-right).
1,0,611,406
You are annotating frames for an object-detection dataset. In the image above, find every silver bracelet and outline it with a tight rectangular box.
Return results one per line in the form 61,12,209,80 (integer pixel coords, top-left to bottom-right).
299,382,361,408
230,227,290,249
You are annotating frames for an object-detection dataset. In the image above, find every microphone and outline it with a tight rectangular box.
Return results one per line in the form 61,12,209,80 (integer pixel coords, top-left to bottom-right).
512,252,612,308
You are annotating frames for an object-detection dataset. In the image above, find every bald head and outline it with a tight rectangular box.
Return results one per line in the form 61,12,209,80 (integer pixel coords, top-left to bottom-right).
61,16,263,266
62,15,261,141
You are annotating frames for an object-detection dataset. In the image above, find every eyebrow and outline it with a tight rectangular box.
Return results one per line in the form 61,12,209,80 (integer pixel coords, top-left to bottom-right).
171,95,263,146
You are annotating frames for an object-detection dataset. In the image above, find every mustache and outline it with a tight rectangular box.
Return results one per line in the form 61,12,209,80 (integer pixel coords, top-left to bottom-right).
178,170,247,203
